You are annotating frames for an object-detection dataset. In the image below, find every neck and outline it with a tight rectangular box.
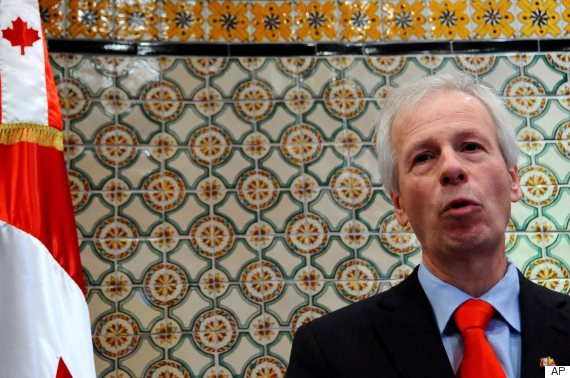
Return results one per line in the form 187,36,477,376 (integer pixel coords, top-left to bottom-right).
422,252,508,297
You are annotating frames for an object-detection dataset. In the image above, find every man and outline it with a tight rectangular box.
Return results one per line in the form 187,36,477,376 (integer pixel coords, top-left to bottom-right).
286,73,570,378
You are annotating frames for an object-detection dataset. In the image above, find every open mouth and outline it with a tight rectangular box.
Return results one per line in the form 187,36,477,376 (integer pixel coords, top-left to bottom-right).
450,201,471,209
443,199,478,213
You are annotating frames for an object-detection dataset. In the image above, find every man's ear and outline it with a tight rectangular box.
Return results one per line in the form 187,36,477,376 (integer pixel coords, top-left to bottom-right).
390,192,409,226
509,166,522,203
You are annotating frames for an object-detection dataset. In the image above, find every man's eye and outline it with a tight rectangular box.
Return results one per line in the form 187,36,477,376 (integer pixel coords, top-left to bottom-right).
463,143,481,152
413,153,432,164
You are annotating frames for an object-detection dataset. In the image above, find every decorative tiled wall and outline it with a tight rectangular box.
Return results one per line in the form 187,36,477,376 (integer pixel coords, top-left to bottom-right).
53,51,570,377
42,0,570,42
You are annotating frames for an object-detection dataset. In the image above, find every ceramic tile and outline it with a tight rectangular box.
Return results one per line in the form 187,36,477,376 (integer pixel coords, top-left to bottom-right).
255,58,297,99
70,103,115,144
479,55,522,93
470,0,517,39
251,1,294,42
67,57,113,97
345,57,387,97
40,0,64,37
525,55,567,95
339,0,382,41
221,336,267,375
427,0,472,40
114,0,160,41
531,99,568,140
117,59,162,99
381,0,429,41
82,240,115,286
58,77,93,122
516,0,562,38
161,0,205,41
169,335,215,376
535,143,570,184
300,59,342,97
389,56,431,86
312,281,352,312
118,337,166,376
207,0,250,42
562,1,570,35
543,188,570,230
66,0,113,39
294,0,338,41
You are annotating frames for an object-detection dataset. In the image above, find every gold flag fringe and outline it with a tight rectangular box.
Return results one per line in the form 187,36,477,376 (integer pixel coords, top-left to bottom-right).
0,123,63,151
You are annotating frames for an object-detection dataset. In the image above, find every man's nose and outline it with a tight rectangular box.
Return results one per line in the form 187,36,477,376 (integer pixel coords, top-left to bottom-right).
439,151,466,186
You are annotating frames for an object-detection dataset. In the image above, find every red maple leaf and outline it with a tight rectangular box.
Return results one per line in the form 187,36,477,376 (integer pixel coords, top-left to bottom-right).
2,17,40,56
56,357,72,378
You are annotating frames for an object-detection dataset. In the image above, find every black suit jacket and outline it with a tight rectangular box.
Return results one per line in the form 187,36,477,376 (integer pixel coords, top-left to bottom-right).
286,269,570,377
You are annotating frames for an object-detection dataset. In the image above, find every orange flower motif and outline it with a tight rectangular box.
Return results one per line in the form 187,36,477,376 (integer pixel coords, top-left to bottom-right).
383,1,426,39
252,317,277,342
429,0,470,39
67,0,111,38
151,224,177,250
104,180,129,205
198,178,224,203
244,135,269,157
163,0,204,40
293,177,317,200
296,1,336,41
298,269,322,293
204,319,229,344
104,322,130,348
105,274,129,299
200,223,225,250
40,0,63,37
339,1,381,41
153,321,179,345
209,1,249,42
202,272,227,295
529,221,555,244
155,273,177,297
115,0,159,40
252,2,293,42
518,0,560,37
472,0,514,37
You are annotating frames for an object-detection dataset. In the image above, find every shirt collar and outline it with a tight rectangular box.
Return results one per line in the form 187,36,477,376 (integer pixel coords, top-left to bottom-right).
418,260,521,335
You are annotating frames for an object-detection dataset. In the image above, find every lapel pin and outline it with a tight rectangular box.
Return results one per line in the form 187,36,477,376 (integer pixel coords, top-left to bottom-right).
540,356,556,367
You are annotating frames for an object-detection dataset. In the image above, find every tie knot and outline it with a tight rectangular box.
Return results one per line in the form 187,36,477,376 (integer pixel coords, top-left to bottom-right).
454,299,495,333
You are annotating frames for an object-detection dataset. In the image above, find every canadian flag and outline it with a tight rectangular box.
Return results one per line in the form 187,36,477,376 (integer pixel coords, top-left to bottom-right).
0,0,95,377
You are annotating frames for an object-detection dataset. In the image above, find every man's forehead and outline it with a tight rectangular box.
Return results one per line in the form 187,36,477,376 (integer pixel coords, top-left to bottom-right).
391,91,494,135
392,90,482,122
390,91,498,153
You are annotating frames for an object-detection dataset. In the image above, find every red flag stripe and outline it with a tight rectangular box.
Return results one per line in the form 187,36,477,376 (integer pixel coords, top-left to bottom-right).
41,28,61,131
0,143,85,292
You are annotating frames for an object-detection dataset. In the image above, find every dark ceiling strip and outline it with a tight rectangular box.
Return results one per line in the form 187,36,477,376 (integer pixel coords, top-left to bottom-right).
47,39,570,57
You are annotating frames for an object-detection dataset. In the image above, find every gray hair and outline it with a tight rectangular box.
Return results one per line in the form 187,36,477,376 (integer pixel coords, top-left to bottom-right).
375,72,519,194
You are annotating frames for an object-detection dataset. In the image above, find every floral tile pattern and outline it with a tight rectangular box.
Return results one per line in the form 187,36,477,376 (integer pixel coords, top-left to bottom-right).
52,51,570,376
42,0,570,41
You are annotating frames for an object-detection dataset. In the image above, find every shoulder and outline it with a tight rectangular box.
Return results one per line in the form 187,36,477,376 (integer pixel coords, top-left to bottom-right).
519,271,570,303
520,273,570,307
287,287,406,378
298,269,422,336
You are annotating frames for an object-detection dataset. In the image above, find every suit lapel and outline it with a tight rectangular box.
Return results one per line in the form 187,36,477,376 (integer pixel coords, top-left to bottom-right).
519,272,570,378
370,270,455,378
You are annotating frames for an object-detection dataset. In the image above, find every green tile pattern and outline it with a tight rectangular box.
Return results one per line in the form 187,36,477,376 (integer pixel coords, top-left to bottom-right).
54,53,570,377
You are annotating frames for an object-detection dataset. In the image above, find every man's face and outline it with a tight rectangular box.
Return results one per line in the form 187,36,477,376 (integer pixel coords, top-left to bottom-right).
390,91,521,259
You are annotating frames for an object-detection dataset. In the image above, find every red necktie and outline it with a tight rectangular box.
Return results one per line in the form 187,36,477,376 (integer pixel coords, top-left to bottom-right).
454,299,506,378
